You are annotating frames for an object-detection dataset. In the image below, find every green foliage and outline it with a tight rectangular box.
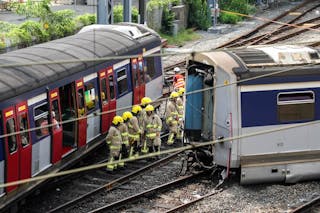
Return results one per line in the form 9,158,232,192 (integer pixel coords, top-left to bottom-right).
45,9,76,39
14,0,51,21
0,21,18,33
219,0,256,24
7,28,32,47
161,6,175,34
19,20,49,42
75,13,96,26
113,5,139,23
160,28,200,47
219,13,241,24
184,0,211,30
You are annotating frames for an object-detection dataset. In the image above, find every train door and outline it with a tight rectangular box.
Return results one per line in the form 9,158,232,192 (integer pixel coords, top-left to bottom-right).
3,107,19,192
75,79,87,147
59,84,77,156
84,76,100,143
99,68,116,133
49,89,63,163
16,102,32,180
131,57,146,105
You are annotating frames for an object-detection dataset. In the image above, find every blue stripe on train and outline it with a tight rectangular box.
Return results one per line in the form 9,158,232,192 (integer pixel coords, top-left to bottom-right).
241,87,320,127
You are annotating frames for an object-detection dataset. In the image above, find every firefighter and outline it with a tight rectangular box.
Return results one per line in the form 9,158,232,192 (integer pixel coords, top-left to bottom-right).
177,87,185,141
122,111,138,159
166,91,179,145
173,67,185,92
143,104,162,154
118,112,130,166
131,105,143,156
106,115,123,171
140,97,152,153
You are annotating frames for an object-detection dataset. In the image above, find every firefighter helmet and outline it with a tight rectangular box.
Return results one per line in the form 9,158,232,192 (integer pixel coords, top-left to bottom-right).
122,111,133,121
178,87,185,96
141,97,152,107
174,67,180,73
145,104,154,112
170,91,179,99
112,115,123,125
132,105,142,114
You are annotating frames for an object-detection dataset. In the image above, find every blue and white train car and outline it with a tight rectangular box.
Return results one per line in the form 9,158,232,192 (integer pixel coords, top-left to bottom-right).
185,45,320,184
0,23,163,210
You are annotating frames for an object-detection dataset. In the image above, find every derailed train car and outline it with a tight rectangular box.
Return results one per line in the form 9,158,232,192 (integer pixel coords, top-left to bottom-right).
185,45,320,184
0,23,163,210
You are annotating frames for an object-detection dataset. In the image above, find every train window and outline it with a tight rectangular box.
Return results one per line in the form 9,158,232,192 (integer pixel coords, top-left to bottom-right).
109,75,115,99
100,79,108,104
138,60,145,84
132,63,139,87
117,68,128,95
77,89,85,116
34,104,49,138
277,91,315,122
85,83,97,111
310,52,319,60
51,100,61,130
6,118,17,153
145,57,155,82
18,112,30,147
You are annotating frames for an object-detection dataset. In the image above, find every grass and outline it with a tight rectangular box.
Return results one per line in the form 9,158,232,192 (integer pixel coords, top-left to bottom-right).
160,28,201,47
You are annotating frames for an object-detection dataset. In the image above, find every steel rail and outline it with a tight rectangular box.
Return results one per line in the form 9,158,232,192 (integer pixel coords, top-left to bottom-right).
88,171,204,213
165,188,223,213
48,151,182,212
265,22,320,44
290,196,320,212
249,4,320,45
216,0,313,49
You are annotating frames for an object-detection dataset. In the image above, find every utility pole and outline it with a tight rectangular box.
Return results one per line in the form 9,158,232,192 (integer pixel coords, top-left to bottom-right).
208,0,220,33
123,0,132,22
139,0,145,24
97,0,113,24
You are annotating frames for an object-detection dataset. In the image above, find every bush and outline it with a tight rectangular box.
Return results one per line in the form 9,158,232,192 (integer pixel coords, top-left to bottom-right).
219,0,256,24
46,9,76,39
7,28,32,48
19,20,49,42
113,5,139,23
75,13,96,26
219,13,242,24
184,0,211,30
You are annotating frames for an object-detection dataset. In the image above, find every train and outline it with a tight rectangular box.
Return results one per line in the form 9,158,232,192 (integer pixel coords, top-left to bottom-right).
185,44,320,184
0,23,163,210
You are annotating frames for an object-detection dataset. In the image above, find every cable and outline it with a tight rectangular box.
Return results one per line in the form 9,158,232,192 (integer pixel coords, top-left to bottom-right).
1,116,319,188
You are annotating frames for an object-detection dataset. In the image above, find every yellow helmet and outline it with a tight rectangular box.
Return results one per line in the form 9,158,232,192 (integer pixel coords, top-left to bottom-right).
112,115,123,125
145,104,154,112
170,91,179,99
122,111,133,121
132,105,142,114
141,97,152,106
178,87,185,96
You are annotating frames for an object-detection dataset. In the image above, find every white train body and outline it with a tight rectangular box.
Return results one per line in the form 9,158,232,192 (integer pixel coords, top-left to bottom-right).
185,45,320,184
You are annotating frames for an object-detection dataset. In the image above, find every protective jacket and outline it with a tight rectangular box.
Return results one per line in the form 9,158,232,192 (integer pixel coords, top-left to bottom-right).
173,74,185,91
106,126,122,156
128,116,141,142
118,123,129,146
144,113,162,146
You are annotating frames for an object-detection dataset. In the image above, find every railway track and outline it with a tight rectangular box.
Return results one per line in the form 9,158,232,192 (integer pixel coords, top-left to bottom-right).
48,150,184,213
217,0,320,48
290,196,320,213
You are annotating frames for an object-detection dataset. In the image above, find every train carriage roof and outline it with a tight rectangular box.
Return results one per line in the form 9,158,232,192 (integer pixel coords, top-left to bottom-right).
191,45,320,85
0,23,161,103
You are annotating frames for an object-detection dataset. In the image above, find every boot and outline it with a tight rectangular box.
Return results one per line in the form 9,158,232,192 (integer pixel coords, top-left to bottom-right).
141,141,148,154
167,133,174,145
106,157,115,172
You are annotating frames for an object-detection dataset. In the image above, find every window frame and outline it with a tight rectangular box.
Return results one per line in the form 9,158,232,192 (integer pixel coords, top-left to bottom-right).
277,91,315,122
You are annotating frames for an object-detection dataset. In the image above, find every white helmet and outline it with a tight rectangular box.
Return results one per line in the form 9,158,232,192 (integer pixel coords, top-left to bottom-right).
174,67,180,73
